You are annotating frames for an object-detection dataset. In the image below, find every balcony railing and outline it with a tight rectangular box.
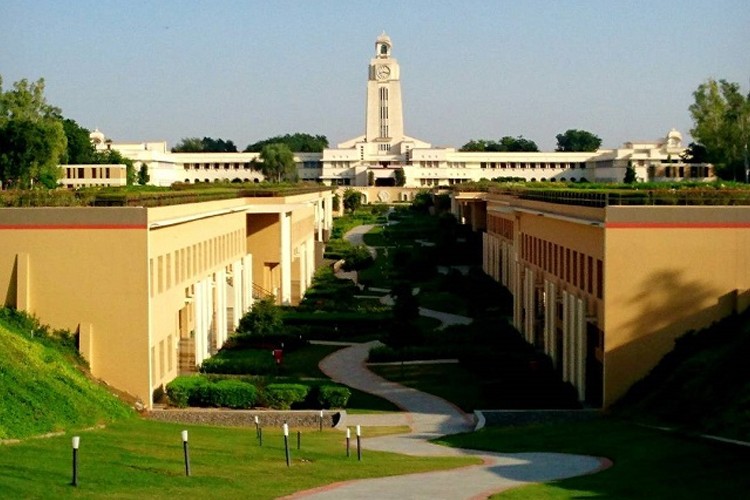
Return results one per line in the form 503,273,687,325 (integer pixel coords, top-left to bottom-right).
490,188,750,207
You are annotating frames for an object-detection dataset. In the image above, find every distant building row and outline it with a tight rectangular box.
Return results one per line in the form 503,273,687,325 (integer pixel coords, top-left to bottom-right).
60,33,713,189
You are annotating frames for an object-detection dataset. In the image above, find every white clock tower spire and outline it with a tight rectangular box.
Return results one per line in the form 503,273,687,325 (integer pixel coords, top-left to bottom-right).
365,32,404,152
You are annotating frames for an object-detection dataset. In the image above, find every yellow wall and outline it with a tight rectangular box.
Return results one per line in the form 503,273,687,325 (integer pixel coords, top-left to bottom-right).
602,206,750,405
0,207,151,403
147,205,248,392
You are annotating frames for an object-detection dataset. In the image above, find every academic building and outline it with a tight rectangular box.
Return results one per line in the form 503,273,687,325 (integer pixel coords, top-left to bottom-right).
75,33,713,190
0,189,334,408
455,188,750,407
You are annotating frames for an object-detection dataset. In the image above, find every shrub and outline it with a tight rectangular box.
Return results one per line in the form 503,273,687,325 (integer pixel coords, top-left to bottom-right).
224,332,308,352
263,383,310,409
318,385,351,408
237,296,283,335
166,376,258,408
166,376,210,408
213,379,258,409
199,353,276,375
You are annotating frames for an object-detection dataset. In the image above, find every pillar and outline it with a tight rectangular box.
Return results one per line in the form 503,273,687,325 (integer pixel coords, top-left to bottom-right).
215,269,227,348
242,254,253,314
231,260,243,330
280,212,292,305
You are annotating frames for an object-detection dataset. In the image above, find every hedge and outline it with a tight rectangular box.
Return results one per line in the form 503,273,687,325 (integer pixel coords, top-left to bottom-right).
166,377,257,409
263,383,310,409
317,385,351,408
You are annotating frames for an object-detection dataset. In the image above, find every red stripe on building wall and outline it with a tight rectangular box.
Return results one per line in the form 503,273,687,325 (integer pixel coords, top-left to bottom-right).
0,224,146,230
606,222,750,229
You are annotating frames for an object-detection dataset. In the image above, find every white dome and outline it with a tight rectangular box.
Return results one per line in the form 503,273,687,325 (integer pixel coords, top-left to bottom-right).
89,128,105,144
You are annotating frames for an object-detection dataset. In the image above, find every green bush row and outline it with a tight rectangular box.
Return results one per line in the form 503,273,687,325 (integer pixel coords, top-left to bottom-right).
166,377,350,410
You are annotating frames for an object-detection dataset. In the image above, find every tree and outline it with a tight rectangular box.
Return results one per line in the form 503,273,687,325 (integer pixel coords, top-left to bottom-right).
0,76,66,188
244,132,328,153
689,78,750,180
172,136,238,153
681,142,710,164
459,135,539,152
367,170,375,186
394,167,406,186
624,161,637,184
342,188,362,213
61,118,96,164
236,296,282,336
555,129,602,152
137,163,150,185
254,143,297,182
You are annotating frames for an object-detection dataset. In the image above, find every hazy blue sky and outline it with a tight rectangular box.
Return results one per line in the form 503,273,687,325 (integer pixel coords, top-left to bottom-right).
2,0,748,150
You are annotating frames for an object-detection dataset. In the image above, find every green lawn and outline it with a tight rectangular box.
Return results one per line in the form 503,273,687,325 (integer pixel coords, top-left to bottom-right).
369,363,485,412
436,418,750,499
0,419,476,499
361,225,388,247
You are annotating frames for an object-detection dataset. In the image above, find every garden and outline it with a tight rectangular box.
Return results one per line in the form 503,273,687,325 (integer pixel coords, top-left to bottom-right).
164,193,580,412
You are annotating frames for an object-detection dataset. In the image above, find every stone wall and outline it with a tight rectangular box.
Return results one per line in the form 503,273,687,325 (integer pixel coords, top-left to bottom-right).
147,408,344,429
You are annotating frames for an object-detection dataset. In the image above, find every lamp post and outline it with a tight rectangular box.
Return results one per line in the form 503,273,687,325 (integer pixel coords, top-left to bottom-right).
356,425,362,461
181,430,191,477
283,424,291,467
346,427,351,457
319,410,324,432
71,436,80,487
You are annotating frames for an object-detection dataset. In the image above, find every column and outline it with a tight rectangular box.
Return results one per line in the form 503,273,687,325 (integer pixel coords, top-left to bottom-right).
242,254,253,314
576,297,586,400
194,279,206,367
547,281,557,366
215,269,227,348
307,235,315,287
231,260,242,330
512,262,522,332
316,201,323,241
561,290,570,383
280,212,292,305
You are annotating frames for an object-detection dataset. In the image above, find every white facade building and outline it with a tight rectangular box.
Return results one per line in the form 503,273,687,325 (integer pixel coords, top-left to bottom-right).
87,33,712,189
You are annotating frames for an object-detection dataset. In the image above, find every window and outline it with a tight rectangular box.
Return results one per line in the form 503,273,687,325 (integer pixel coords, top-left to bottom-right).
587,256,594,294
159,340,165,378
596,259,603,299
167,335,173,372
572,251,578,287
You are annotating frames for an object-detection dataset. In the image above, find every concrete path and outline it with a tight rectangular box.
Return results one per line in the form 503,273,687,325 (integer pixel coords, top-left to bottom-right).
286,342,607,499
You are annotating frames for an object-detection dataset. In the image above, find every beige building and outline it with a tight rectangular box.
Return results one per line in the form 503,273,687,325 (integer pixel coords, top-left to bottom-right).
59,163,128,188
456,188,750,407
0,189,333,408
83,34,711,190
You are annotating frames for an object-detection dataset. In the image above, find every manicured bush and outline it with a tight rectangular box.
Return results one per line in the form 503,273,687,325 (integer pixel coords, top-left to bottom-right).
224,331,308,352
166,376,258,408
213,379,258,409
166,376,210,408
199,353,276,375
318,385,351,408
263,383,310,409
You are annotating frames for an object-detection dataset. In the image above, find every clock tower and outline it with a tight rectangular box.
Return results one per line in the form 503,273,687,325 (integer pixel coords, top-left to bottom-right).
365,32,404,151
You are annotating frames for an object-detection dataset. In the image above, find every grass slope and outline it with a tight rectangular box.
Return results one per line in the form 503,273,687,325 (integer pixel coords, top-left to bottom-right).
0,314,133,439
615,310,750,441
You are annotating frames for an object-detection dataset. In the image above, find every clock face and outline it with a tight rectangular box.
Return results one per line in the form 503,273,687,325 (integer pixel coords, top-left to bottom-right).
376,65,391,80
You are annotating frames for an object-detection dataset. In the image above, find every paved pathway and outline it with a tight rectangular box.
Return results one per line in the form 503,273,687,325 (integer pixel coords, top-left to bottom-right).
286,342,607,499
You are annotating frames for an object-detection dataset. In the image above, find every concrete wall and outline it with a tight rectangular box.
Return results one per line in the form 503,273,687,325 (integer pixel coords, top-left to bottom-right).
0,207,151,404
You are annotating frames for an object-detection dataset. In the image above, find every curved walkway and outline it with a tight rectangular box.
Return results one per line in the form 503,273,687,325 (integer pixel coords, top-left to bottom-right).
287,342,607,499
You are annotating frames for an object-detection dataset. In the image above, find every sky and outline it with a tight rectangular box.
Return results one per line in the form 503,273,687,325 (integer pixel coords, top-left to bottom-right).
1,0,748,151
